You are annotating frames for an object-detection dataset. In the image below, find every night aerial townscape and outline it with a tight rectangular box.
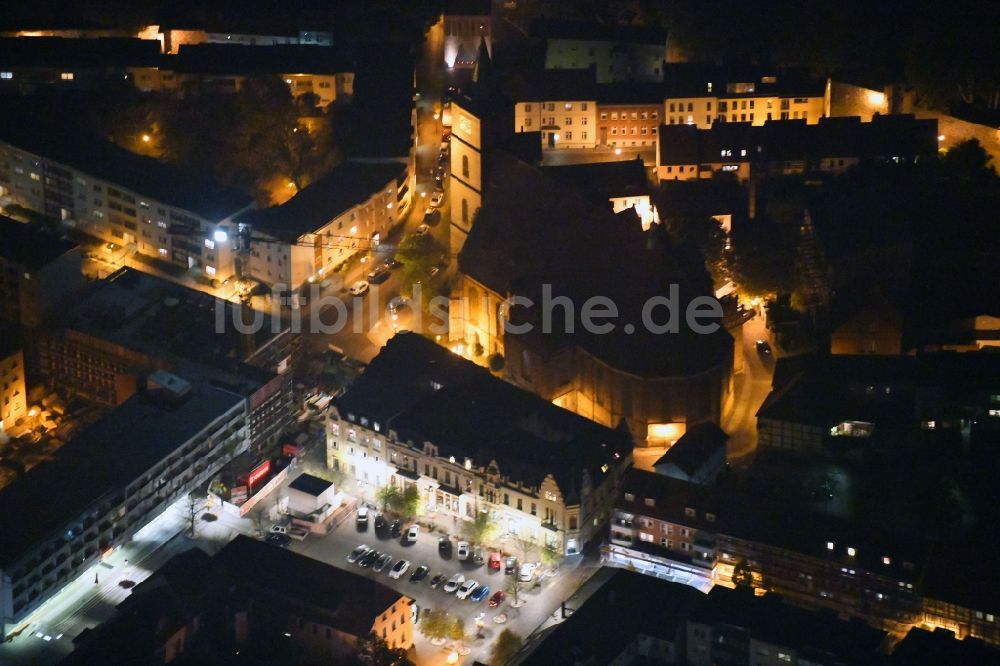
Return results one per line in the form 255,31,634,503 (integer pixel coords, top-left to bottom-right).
0,1,997,665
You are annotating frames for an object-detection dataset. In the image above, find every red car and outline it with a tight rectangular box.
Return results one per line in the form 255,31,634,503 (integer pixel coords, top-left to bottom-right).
488,590,506,608
489,551,502,570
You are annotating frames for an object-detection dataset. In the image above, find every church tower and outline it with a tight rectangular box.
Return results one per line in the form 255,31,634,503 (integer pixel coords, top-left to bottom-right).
448,37,496,255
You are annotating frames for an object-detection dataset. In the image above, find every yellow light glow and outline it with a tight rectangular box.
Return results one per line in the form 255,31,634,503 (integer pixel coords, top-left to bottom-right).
647,422,685,443
866,90,885,107
141,134,151,143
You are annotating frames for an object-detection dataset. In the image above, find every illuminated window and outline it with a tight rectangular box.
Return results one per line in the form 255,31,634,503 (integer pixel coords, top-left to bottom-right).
0,72,12,79
60,72,74,80
158,248,168,256
826,541,835,551
205,265,216,276
847,546,857,557
204,239,215,250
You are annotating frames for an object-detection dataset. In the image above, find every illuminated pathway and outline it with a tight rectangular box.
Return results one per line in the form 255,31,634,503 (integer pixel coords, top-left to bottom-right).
0,498,254,665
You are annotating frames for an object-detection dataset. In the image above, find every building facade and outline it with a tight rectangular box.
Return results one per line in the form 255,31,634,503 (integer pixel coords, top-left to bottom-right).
596,102,661,148
326,333,633,555
0,137,253,282
514,99,599,149
442,0,492,69
0,372,248,633
0,328,26,434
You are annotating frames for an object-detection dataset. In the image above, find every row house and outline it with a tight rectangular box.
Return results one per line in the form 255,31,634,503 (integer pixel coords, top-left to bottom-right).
608,469,929,638
326,332,633,555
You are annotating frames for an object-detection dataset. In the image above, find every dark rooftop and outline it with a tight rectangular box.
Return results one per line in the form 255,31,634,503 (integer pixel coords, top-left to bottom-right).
692,585,888,662
171,43,352,75
653,422,728,475
517,568,699,664
212,535,407,637
0,104,252,222
288,472,333,497
540,158,649,207
460,152,733,378
443,0,492,16
0,216,79,270
756,351,1000,426
59,268,282,367
511,68,666,104
0,37,160,68
661,62,827,99
236,160,405,241
658,115,938,167
0,375,243,566
891,627,1000,665
335,332,632,501
0,321,22,359
534,19,668,45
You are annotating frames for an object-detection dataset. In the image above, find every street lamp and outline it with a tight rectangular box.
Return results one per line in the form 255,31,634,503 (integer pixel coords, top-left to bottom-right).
141,134,151,143
446,651,459,665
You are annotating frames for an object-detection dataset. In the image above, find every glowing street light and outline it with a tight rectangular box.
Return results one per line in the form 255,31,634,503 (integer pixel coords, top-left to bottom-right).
446,651,459,665
141,134,151,143
213,229,229,243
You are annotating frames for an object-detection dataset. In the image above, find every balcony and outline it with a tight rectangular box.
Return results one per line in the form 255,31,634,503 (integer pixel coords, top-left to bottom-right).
541,520,559,532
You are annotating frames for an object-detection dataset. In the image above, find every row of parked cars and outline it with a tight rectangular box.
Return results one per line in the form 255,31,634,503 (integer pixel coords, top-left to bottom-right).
346,543,508,606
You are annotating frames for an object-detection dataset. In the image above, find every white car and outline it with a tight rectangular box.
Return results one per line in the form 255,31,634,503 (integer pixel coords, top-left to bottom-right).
269,524,288,535
429,190,444,208
519,562,537,582
389,559,410,579
349,281,370,296
356,506,369,526
443,573,465,593
457,541,470,560
456,580,479,599
406,525,420,543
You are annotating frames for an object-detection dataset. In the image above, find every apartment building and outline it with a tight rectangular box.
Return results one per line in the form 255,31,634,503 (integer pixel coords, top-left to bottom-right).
661,64,829,129
0,216,84,328
0,324,26,434
66,535,414,663
540,158,657,229
132,44,355,107
0,37,161,93
514,98,598,149
442,0,492,69
327,332,633,556
0,370,248,634
597,98,662,149
656,115,939,182
153,26,333,53
536,19,668,83
236,159,410,293
608,469,941,639
0,119,253,282
38,268,295,450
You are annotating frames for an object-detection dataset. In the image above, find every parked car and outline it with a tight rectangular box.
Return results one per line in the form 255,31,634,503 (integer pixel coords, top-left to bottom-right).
756,339,772,355
489,551,502,570
457,541,470,560
265,533,291,548
356,506,369,527
429,572,447,588
347,545,370,563
456,580,479,599
439,140,450,153
415,224,429,236
373,553,393,573
367,265,390,284
406,525,420,543
439,537,452,554
429,190,444,208
443,573,465,593
409,565,429,582
472,550,485,565
359,550,380,567
389,559,410,579
383,257,401,270
349,280,370,296
470,585,490,602
390,519,402,538
269,525,288,535
519,562,537,582
374,514,386,530
489,590,506,608
504,556,518,575
422,208,440,225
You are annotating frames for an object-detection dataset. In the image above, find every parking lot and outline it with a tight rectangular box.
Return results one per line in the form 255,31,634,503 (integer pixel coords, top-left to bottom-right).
288,503,598,664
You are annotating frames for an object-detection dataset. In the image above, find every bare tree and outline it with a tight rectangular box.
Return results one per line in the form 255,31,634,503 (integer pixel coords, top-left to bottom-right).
505,575,525,607
515,535,538,562
184,491,202,538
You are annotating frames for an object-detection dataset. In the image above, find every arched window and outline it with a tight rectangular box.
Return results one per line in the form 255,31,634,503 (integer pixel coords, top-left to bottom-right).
461,198,469,223
462,154,470,178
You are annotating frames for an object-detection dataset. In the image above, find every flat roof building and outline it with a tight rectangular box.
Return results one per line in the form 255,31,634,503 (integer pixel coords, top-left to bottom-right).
0,371,247,633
